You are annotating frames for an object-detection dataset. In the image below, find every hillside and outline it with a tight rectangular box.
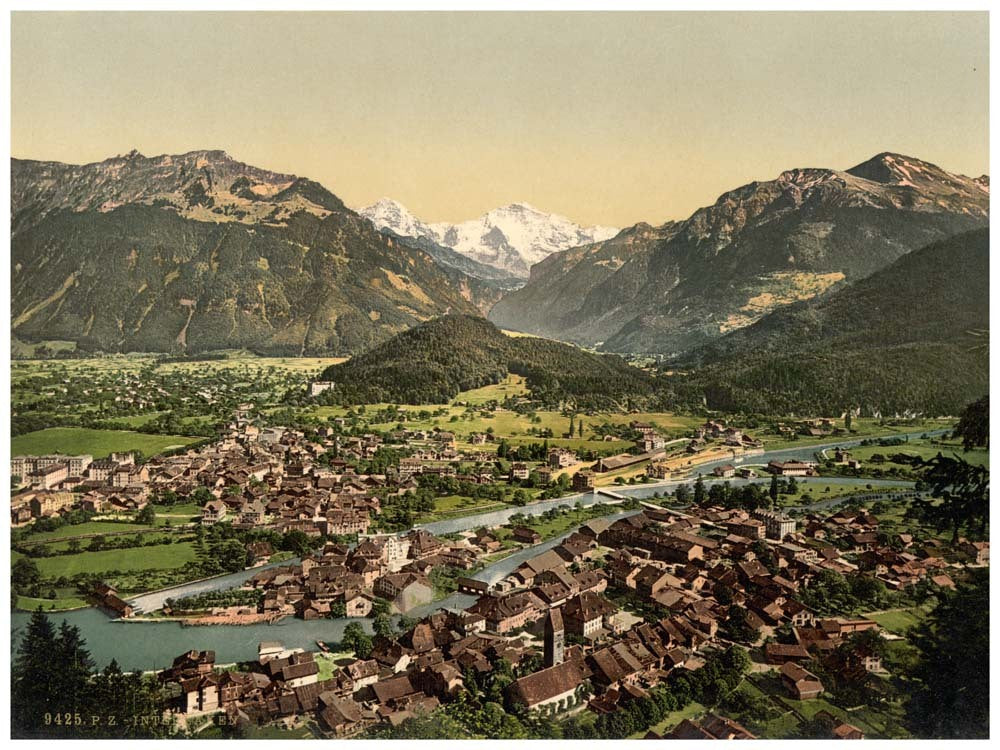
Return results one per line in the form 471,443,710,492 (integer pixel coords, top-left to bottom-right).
488,221,680,342
489,153,988,354
672,228,990,415
317,315,665,409
10,151,493,355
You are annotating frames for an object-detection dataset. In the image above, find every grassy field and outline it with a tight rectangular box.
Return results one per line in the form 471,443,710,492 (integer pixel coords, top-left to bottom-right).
16,590,90,612
315,653,340,682
777,479,915,507
11,427,199,458
455,375,529,404
862,607,931,636
521,503,623,540
21,541,199,578
152,503,203,522
425,495,508,519
762,418,954,451
19,520,159,542
866,498,953,543
846,438,989,468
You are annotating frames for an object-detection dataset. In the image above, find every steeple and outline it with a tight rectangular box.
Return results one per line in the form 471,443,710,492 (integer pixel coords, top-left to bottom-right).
544,607,565,667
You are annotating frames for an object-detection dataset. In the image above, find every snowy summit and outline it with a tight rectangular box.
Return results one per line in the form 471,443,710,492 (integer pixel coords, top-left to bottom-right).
360,198,619,278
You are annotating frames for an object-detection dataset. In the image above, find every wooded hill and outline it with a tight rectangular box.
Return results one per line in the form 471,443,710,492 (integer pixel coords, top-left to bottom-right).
318,315,665,409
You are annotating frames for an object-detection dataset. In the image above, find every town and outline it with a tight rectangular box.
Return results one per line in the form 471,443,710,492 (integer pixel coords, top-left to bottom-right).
10,395,989,739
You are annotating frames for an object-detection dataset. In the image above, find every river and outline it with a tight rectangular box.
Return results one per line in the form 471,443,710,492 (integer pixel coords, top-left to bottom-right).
11,431,935,670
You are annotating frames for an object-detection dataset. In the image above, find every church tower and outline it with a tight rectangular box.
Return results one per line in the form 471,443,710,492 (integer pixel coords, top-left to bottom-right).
544,607,565,667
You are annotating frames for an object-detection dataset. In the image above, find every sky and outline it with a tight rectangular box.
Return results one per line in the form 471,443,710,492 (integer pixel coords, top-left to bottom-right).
11,11,989,227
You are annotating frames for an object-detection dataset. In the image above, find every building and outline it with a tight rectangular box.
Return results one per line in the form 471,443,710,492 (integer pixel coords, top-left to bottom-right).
667,714,756,740
512,526,542,545
572,470,596,492
562,591,616,640
510,462,531,481
753,509,797,540
28,491,75,518
780,662,824,700
548,449,577,468
29,463,69,490
373,572,434,613
506,660,586,713
202,500,227,525
544,608,565,667
310,381,334,397
767,460,815,477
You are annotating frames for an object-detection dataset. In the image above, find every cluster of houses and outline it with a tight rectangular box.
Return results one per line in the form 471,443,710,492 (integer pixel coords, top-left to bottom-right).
801,507,987,589
10,451,150,524
149,485,986,738
687,420,764,454
776,418,840,439
238,528,476,618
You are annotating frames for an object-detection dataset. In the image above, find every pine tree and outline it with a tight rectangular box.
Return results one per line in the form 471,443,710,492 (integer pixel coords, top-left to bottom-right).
54,621,95,720
12,608,59,736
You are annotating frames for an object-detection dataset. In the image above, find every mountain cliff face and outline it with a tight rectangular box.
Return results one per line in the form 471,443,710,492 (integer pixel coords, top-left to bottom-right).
11,150,490,355
672,228,990,416
489,153,989,354
360,198,619,278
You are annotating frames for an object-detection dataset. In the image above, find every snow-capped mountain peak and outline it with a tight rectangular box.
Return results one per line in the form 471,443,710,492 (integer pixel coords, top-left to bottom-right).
359,198,619,278
358,198,433,240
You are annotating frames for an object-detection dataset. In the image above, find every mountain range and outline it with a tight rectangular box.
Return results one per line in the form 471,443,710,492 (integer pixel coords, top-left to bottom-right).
489,153,989,354
11,150,500,355
10,148,990,385
359,198,619,278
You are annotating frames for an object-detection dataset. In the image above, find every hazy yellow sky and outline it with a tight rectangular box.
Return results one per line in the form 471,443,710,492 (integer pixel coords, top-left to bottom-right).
11,11,989,227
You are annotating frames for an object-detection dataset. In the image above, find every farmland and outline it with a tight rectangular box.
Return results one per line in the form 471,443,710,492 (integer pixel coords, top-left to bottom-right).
11,427,199,459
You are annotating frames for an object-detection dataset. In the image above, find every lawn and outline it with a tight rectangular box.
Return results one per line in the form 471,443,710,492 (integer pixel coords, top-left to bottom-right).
19,520,159,542
42,531,180,553
425,495,508,520
16,591,90,612
27,541,199,578
862,607,930,636
315,653,340,682
11,427,199,459
522,503,623,540
153,503,203,522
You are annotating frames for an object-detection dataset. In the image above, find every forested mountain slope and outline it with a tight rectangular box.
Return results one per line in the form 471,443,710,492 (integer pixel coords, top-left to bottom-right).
671,228,990,415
